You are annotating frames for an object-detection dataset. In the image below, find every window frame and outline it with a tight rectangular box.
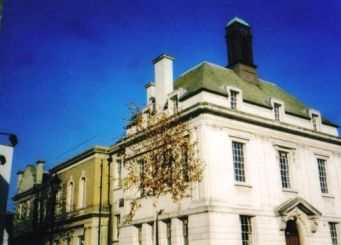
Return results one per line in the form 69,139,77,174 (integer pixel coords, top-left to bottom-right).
181,217,189,245
274,145,296,191
78,176,86,208
230,90,238,110
274,103,281,121
232,140,247,183
165,219,172,245
114,214,121,241
225,86,242,111
317,158,329,194
329,222,338,245
240,215,254,245
115,159,122,189
278,150,291,189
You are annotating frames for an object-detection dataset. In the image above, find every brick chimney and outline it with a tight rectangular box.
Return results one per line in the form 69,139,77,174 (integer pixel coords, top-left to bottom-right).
225,17,258,82
152,54,175,110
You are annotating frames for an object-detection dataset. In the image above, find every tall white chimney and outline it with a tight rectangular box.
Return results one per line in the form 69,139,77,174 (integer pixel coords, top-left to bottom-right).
152,54,175,111
145,82,155,105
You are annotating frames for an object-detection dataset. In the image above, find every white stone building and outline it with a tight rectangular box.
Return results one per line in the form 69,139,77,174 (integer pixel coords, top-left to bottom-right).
112,17,341,245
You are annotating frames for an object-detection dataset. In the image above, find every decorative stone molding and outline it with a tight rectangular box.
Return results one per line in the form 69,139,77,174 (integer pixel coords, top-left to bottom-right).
275,197,321,234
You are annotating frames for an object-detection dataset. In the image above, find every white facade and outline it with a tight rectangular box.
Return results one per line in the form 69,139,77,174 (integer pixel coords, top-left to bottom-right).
112,18,341,245
112,55,341,245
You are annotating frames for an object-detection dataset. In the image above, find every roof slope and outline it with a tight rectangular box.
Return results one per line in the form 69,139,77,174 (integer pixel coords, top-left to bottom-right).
174,62,335,125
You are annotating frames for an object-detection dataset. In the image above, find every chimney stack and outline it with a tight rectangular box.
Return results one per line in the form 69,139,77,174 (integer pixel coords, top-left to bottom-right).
152,54,175,111
36,160,45,184
145,82,155,106
16,171,23,192
225,17,258,82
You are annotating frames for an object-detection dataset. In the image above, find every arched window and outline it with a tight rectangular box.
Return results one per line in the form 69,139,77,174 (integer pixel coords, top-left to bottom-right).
79,177,86,208
67,181,74,211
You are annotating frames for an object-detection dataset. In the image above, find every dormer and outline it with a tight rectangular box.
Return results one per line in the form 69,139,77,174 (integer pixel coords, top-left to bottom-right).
225,86,242,110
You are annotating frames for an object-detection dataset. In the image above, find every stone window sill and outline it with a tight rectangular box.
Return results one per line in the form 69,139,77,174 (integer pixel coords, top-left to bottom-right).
322,193,335,199
234,182,252,188
282,188,298,194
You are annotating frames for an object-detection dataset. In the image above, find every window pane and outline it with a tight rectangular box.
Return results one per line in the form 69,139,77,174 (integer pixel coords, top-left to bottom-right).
274,103,280,121
232,142,246,182
231,91,238,109
329,223,338,245
182,218,188,245
318,159,328,193
279,151,290,188
240,216,253,245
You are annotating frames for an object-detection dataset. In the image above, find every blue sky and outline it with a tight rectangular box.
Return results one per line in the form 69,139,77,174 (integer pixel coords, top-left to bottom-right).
1,0,341,209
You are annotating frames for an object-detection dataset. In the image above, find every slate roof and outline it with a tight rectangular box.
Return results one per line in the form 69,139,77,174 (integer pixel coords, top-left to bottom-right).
174,62,336,126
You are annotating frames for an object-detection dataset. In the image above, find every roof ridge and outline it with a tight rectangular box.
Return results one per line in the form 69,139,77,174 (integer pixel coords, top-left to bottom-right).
177,62,207,78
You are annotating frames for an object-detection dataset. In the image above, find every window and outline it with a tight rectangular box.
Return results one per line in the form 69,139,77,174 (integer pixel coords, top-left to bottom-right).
114,215,120,241
165,220,171,245
119,198,124,207
79,177,86,208
230,90,238,109
172,96,178,113
240,216,253,245
67,181,74,211
312,114,318,131
149,222,154,245
232,141,246,182
279,151,290,189
117,160,122,188
182,217,188,245
329,223,338,245
317,159,328,194
274,103,281,121
139,160,145,196
137,225,142,245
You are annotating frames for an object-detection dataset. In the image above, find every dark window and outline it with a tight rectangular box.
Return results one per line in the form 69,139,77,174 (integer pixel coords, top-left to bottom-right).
117,160,122,188
230,91,238,109
240,216,253,245
115,215,120,240
137,225,142,245
166,219,171,245
182,217,188,245
318,159,328,193
232,141,246,182
279,151,290,188
312,114,318,131
274,103,281,121
119,198,124,207
329,223,338,245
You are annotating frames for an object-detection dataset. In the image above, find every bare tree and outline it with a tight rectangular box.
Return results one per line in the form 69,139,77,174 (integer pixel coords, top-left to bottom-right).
121,105,204,243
